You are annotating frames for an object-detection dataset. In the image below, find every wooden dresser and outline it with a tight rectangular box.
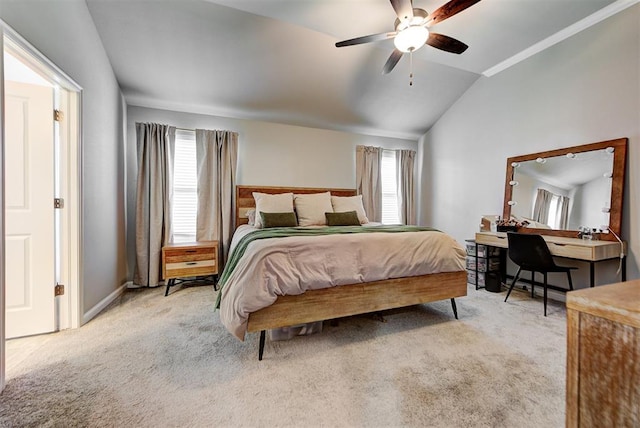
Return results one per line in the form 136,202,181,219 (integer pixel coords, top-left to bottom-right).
162,241,218,296
566,280,640,427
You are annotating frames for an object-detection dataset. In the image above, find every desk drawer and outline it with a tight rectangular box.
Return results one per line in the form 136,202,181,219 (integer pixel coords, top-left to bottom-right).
476,233,508,248
546,242,593,260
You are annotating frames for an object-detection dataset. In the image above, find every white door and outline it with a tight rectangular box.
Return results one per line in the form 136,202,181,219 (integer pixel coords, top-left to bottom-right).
5,80,56,339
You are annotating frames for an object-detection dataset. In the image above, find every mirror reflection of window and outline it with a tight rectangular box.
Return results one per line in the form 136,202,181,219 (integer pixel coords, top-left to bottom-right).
546,193,570,229
532,188,569,229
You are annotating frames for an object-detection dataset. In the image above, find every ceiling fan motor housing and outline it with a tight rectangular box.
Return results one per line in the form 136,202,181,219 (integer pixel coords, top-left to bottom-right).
394,8,429,31
394,8,430,52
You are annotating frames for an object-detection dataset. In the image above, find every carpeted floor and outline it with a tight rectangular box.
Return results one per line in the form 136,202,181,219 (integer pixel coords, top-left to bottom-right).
1,283,567,427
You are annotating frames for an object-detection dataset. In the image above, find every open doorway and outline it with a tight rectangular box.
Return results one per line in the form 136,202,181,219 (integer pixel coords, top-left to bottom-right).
1,24,82,390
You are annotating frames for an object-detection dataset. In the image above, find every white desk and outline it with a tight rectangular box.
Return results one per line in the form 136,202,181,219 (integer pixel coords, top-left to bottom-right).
475,232,626,287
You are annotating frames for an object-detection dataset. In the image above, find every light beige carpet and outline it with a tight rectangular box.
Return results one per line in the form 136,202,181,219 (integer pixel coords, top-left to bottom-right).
1,283,567,427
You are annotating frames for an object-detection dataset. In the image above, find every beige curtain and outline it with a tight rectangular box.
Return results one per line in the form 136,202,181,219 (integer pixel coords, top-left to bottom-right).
195,129,238,269
134,123,176,287
533,188,552,224
356,145,382,222
396,149,416,225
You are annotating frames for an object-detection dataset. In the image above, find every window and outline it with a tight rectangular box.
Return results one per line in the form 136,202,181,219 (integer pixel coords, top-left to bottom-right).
381,150,400,225
172,129,197,242
547,194,561,229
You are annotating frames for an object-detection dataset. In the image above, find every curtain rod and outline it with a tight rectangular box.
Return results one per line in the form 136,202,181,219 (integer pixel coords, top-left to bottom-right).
175,127,237,134
138,122,234,134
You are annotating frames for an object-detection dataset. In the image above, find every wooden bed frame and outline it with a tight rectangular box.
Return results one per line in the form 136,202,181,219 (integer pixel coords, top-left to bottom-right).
235,185,467,360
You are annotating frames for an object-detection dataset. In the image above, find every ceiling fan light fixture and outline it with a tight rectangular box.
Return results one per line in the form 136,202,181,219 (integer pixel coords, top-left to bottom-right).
394,26,429,53
335,0,480,74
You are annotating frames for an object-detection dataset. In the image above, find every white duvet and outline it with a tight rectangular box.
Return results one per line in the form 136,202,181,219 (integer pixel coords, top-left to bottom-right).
219,225,466,340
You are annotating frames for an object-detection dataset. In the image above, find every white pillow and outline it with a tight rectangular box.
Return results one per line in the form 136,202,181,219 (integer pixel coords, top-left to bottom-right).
253,192,294,229
246,209,256,226
294,192,333,227
331,195,369,224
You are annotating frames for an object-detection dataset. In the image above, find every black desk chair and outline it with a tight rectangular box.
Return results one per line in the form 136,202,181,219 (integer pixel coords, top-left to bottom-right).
505,233,577,316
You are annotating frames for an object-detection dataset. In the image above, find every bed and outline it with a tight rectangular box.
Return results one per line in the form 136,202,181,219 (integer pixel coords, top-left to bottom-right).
218,185,468,360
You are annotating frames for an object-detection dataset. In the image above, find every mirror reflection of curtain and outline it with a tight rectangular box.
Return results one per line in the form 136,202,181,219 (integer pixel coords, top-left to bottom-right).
195,129,238,269
533,188,552,224
356,145,382,222
557,196,570,229
134,122,176,287
396,149,416,225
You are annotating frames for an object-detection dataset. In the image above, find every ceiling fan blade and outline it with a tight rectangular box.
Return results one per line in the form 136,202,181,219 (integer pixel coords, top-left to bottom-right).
335,32,397,48
390,0,414,21
428,0,481,26
382,49,403,74
426,33,468,54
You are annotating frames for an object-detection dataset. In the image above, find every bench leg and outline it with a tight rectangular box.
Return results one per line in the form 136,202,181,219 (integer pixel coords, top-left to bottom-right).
258,330,266,361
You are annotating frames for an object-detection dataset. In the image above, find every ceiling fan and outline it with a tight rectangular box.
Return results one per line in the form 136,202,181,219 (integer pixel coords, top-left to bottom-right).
335,0,481,77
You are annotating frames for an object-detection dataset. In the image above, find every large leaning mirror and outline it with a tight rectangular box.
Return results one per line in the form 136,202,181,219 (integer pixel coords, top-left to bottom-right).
503,138,627,241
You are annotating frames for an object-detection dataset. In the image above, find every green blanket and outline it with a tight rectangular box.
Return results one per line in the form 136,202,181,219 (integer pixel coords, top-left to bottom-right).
214,225,440,309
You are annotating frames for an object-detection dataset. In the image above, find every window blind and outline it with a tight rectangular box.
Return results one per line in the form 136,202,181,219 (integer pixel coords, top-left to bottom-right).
172,129,197,242
381,149,400,225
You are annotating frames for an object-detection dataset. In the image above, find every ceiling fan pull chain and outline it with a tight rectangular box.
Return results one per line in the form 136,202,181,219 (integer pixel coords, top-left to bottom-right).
409,51,414,86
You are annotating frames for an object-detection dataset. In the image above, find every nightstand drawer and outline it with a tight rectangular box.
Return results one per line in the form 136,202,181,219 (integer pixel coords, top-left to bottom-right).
164,247,214,264
165,259,216,279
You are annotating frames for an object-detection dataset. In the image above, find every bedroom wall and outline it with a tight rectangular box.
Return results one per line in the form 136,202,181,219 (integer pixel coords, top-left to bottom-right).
419,5,640,284
0,2,128,317
125,105,417,280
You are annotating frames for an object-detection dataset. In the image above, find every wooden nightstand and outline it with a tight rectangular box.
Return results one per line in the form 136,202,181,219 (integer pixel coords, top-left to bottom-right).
162,241,219,296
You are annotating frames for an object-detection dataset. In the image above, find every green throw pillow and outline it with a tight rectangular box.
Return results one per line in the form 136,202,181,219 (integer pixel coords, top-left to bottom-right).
325,210,360,226
260,211,298,228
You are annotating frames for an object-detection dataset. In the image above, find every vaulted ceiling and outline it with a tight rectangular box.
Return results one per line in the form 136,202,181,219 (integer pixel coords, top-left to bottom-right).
86,0,620,140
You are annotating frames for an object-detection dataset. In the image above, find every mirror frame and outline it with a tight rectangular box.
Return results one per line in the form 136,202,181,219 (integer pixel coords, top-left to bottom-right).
503,137,627,241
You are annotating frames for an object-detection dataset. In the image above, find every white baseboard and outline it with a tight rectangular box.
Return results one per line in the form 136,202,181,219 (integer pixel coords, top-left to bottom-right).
82,281,129,325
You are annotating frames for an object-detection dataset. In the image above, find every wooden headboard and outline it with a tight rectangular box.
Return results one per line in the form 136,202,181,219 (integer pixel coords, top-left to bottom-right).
236,185,357,228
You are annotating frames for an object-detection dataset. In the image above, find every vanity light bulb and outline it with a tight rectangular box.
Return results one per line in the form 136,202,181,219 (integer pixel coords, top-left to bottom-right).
507,200,517,206
536,157,546,164
606,147,615,154
511,162,520,168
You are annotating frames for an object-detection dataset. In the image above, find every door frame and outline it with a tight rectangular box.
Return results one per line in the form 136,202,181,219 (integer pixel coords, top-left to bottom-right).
0,20,83,391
